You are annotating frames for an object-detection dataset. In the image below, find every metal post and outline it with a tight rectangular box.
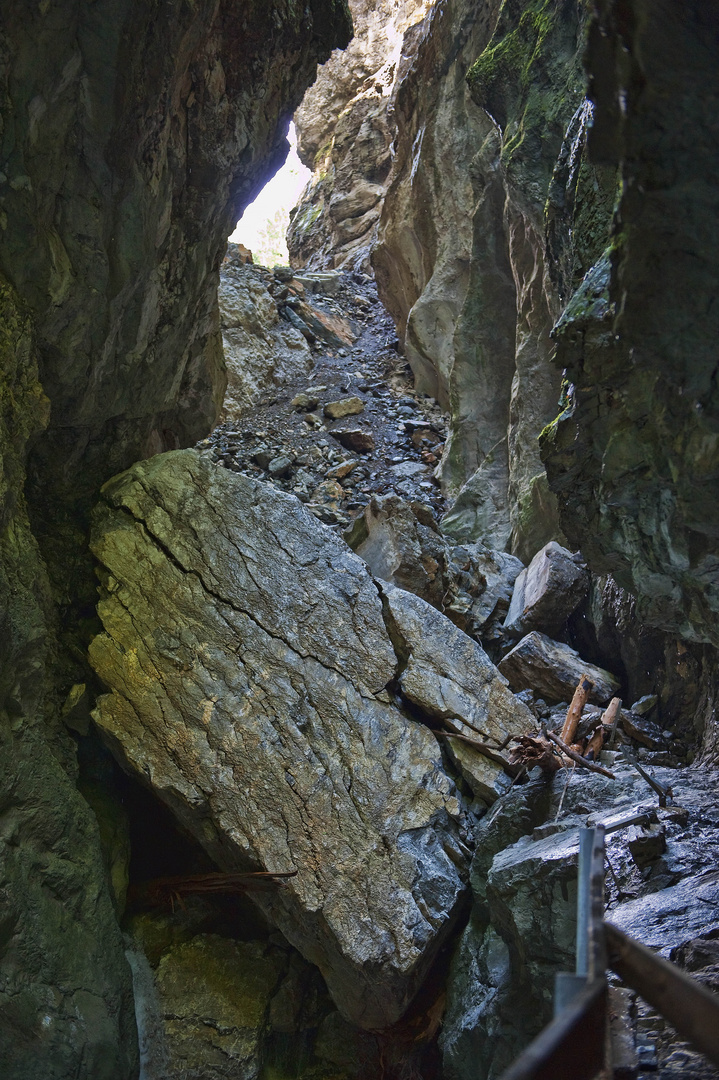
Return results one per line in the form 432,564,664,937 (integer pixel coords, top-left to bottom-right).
576,827,594,977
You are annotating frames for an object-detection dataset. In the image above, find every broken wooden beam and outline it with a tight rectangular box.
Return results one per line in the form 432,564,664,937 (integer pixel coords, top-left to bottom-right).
545,729,616,779
561,674,593,746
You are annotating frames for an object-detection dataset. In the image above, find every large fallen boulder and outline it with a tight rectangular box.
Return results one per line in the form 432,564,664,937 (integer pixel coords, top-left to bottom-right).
89,449,467,1031
504,541,589,638
498,632,621,704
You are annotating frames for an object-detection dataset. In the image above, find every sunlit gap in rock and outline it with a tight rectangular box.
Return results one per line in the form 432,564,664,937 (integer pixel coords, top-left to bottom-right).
229,122,310,267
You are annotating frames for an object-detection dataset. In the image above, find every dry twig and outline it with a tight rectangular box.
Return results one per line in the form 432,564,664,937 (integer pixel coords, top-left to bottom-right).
544,729,617,779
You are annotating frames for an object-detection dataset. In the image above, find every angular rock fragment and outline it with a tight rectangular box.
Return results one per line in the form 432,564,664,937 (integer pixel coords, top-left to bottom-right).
498,632,620,704
621,711,666,749
89,450,467,1030
351,495,522,639
380,583,537,764
291,392,320,411
504,541,589,637
323,396,365,419
331,429,375,452
443,721,515,805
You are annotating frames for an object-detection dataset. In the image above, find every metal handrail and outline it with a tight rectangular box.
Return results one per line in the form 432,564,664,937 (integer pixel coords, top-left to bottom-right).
496,825,719,1079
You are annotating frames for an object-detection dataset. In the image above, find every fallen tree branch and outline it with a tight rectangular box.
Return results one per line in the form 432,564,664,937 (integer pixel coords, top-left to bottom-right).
544,729,616,779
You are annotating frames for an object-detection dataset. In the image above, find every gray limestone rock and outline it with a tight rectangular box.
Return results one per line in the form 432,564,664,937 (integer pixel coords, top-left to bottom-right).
89,449,468,1031
541,1,719,651
351,495,523,640
609,873,719,957
289,0,433,272
504,541,589,638
323,396,365,419
498,632,621,704
153,936,286,1080
380,582,537,775
219,256,312,421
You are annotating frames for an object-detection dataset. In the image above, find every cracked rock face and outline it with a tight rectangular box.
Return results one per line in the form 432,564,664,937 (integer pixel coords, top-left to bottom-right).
89,449,468,1030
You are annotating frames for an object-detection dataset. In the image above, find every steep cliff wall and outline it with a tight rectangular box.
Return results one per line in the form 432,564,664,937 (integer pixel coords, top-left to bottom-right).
0,1,351,1075
540,0,719,649
373,0,615,562
288,0,432,271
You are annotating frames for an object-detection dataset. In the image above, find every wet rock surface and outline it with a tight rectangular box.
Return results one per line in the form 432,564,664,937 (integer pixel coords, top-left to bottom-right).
441,762,719,1080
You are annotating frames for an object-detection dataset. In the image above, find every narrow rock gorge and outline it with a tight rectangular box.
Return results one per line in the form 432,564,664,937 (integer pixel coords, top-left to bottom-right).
1,1,719,1079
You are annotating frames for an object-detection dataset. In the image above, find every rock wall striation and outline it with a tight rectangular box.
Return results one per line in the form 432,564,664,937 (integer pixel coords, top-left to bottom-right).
540,0,719,649
373,0,616,562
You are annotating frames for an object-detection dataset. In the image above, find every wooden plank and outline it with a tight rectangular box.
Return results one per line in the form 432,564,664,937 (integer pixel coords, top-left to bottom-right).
606,922,719,1068
497,980,607,1080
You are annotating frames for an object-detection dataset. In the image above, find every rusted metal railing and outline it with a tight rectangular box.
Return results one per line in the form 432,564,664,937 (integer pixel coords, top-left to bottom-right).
496,822,719,1080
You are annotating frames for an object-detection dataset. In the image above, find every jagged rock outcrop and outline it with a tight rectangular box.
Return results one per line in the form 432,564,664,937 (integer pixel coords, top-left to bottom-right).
89,449,475,1030
219,247,312,420
0,279,139,1078
1,0,351,594
349,494,524,640
441,763,719,1079
540,0,719,651
373,0,615,562
288,0,432,271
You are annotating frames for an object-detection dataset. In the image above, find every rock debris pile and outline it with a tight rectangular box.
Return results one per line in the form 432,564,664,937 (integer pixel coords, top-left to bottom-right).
201,245,449,530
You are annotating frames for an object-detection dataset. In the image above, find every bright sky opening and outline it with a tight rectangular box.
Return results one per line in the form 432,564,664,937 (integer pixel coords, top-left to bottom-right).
230,122,311,266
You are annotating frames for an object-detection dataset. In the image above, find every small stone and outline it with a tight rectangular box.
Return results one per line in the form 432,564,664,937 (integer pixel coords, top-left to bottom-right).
291,392,320,411
323,397,365,419
268,454,294,477
327,460,359,480
630,694,658,716
252,448,274,469
311,480,345,508
332,430,375,453
391,461,426,478
303,412,323,428
273,264,294,281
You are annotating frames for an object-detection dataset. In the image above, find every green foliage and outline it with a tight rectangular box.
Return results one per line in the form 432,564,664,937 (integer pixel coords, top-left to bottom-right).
253,207,291,267
467,0,589,185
